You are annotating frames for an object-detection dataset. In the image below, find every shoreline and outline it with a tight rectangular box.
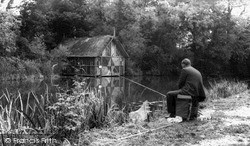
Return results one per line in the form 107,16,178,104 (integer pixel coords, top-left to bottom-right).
78,90,250,146
0,73,44,82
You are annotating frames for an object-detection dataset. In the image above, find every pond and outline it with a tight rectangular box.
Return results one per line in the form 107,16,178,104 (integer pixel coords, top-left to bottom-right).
56,76,181,111
0,75,249,130
0,75,187,134
0,76,181,113
1,76,248,112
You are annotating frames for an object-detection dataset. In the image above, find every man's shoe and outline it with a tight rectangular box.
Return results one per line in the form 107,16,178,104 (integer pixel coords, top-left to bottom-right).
165,113,176,119
189,117,197,121
181,118,188,122
170,113,176,118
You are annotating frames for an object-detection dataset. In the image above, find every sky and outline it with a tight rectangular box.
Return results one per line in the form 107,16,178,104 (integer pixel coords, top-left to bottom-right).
224,0,250,19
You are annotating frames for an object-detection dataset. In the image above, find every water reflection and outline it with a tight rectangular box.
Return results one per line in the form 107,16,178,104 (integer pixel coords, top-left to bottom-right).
0,80,42,95
0,76,180,113
53,76,179,113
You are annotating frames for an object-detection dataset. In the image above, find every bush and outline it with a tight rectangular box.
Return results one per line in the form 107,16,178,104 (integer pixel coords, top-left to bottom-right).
0,57,27,80
106,103,127,126
49,44,70,75
208,79,248,99
47,80,108,140
39,60,53,78
23,60,41,76
0,57,54,80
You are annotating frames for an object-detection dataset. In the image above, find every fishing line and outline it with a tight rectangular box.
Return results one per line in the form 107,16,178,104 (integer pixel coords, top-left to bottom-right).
121,76,167,98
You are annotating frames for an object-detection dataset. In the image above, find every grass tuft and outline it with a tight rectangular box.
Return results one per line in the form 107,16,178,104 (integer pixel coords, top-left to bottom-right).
208,80,248,99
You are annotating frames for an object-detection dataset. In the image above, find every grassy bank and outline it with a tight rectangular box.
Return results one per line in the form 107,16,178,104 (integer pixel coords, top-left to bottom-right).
207,79,248,99
75,80,250,146
83,90,250,146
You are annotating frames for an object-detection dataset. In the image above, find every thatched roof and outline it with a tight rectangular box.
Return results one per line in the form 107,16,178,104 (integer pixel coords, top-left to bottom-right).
66,35,129,58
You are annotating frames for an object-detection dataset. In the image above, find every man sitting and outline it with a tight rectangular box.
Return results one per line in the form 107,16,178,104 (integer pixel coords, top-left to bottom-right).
166,58,206,121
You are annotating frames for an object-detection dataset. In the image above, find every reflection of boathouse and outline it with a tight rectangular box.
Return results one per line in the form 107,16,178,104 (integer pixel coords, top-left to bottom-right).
88,77,125,102
64,35,129,76
81,77,127,113
82,77,165,112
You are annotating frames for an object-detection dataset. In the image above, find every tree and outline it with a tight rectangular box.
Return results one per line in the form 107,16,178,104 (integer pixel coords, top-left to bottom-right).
16,0,250,77
19,0,90,51
0,11,19,56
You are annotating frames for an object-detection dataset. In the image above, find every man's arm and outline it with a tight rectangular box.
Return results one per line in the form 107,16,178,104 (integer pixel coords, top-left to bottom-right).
178,69,187,89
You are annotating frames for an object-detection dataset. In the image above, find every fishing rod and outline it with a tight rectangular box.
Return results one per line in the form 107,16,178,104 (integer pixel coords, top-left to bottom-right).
120,76,167,98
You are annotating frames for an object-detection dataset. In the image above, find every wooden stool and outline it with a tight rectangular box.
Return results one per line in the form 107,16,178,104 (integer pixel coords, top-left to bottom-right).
176,95,198,120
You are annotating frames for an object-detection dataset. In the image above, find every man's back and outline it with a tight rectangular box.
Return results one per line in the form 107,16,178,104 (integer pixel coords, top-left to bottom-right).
178,66,205,98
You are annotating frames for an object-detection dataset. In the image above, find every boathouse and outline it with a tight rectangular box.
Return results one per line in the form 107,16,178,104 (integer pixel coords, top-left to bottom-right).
64,35,129,76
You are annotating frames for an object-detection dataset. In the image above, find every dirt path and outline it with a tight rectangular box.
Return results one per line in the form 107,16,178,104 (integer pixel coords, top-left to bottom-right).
192,90,250,146
82,90,250,146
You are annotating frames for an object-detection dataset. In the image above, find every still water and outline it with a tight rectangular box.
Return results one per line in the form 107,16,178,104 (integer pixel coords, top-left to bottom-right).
0,76,180,112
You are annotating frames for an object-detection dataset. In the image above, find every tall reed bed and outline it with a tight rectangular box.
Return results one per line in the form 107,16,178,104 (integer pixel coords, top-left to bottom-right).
0,80,127,144
0,89,51,134
208,79,248,99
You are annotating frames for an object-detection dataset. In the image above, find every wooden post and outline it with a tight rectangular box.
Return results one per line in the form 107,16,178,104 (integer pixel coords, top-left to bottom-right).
123,59,125,76
119,58,121,76
100,57,102,76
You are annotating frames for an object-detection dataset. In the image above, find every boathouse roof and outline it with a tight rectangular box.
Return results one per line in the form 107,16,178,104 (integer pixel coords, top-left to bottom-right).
65,35,129,58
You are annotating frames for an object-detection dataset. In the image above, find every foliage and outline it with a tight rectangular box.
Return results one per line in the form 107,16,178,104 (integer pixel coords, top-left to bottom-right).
0,80,128,144
2,0,250,77
47,81,105,136
0,56,54,81
0,88,61,145
23,60,41,76
49,44,70,75
19,0,90,51
38,60,53,78
207,79,248,99
0,11,20,55
47,80,125,140
173,0,250,76
106,103,127,126
0,90,49,134
50,44,70,58
28,35,47,57
0,57,22,74
0,57,29,81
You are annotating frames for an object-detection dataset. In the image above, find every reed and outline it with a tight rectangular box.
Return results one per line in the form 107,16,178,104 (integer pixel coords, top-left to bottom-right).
0,80,128,145
0,92,12,133
106,102,127,126
208,79,248,99
0,90,35,134
0,85,54,133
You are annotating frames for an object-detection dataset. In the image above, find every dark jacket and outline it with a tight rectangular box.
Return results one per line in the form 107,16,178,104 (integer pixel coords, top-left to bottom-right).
178,66,206,100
